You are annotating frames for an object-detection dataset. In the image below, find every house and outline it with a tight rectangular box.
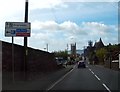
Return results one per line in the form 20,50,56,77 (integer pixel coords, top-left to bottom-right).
94,38,104,50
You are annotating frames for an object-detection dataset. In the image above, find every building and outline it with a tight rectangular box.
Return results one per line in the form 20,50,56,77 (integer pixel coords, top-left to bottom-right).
71,43,76,58
94,38,104,50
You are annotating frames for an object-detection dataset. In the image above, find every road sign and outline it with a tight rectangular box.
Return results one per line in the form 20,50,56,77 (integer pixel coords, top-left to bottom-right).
5,22,31,37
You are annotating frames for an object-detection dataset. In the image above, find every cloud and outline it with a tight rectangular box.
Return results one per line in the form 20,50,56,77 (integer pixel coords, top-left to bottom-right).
0,0,65,18
0,0,67,27
81,22,109,36
30,0,67,10
60,21,79,32
0,0,24,18
32,21,116,36
32,20,59,31
62,0,119,2
30,20,117,51
32,20,87,35
0,1,118,51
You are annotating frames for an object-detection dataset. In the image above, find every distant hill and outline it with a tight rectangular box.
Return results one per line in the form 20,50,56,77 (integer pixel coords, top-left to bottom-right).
68,49,84,55
76,50,84,55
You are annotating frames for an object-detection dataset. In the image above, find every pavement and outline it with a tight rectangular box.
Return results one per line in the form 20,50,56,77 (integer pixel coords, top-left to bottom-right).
2,64,74,91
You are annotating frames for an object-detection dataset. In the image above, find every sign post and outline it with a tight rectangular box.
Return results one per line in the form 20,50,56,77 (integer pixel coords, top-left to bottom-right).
5,0,30,81
24,0,29,80
12,36,14,82
5,21,31,81
119,54,120,69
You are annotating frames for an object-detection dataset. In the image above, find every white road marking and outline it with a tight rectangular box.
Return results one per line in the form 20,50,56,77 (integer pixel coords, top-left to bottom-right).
102,83,111,92
89,68,91,71
46,68,73,90
89,69,94,75
89,68,111,92
91,71,94,75
94,75,100,81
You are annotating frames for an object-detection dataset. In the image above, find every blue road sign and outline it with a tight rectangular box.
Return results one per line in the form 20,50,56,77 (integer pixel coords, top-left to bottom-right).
11,30,16,34
5,22,31,37
16,29,27,32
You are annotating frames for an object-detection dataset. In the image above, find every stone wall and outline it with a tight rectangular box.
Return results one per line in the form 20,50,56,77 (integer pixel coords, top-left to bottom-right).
2,41,58,82
104,59,119,71
0,41,2,91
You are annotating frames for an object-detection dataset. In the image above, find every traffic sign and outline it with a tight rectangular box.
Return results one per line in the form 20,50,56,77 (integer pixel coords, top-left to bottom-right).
5,22,31,37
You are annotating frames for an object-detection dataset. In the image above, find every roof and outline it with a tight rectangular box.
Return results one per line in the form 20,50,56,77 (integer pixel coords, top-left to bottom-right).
94,38,104,49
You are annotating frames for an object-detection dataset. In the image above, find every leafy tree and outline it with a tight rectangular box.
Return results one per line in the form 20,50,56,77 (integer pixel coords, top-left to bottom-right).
53,50,68,60
88,51,95,64
88,40,93,47
96,48,107,64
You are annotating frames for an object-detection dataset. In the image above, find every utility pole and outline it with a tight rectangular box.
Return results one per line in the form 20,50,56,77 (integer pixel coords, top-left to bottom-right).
24,0,29,80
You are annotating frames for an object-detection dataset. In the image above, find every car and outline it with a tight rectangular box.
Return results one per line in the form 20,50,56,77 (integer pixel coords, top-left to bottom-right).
78,61,86,68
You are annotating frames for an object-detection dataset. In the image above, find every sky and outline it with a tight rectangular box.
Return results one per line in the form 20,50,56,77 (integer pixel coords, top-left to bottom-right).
0,0,119,52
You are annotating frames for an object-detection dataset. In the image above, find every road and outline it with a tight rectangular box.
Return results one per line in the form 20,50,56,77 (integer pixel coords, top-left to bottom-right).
47,61,119,91
2,60,119,91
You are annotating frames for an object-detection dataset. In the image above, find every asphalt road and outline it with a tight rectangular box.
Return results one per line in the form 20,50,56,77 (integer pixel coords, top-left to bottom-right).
2,61,119,92
47,62,119,91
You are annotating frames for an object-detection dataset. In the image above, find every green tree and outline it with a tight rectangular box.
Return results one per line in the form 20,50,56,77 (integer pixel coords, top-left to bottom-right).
88,40,93,47
96,48,107,64
54,50,68,60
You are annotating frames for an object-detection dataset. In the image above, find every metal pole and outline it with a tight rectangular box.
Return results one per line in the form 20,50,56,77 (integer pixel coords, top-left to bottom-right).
24,0,28,80
47,43,48,52
12,36,14,82
67,44,68,52
84,46,85,59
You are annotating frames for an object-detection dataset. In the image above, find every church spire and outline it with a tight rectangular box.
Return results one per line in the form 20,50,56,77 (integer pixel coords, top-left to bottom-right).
99,37,102,42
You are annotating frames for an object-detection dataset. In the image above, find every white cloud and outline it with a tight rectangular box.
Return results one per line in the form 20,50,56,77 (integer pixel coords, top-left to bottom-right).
62,0,119,2
60,21,79,32
30,20,117,51
81,22,109,36
30,0,67,10
32,20,116,36
0,0,24,19
32,20,87,35
0,0,65,19
32,20,59,31
0,0,118,51
0,0,66,30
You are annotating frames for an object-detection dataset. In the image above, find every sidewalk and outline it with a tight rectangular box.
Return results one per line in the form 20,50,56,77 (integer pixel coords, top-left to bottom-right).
2,65,74,91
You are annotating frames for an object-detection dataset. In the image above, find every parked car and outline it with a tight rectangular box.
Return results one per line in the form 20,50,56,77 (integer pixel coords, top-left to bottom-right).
78,61,86,68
